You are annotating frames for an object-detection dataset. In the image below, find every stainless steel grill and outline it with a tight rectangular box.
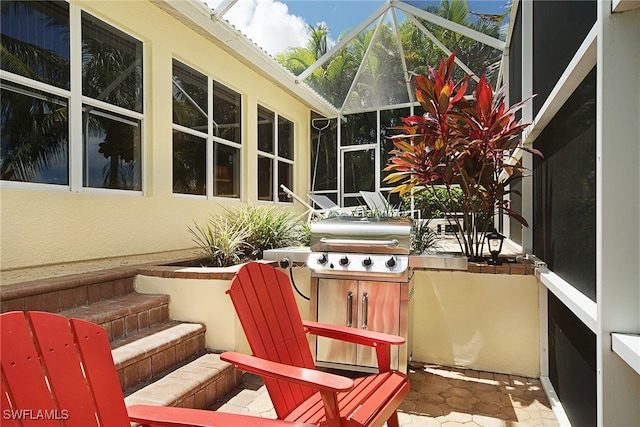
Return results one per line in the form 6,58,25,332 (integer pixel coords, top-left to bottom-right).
308,216,413,373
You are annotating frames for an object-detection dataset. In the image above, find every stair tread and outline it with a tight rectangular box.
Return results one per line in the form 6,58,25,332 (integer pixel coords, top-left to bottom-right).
111,321,205,368
124,353,233,407
60,293,169,324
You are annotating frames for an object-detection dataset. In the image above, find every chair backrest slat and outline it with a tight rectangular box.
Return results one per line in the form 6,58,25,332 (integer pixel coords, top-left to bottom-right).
69,317,130,426
1,311,130,427
308,194,338,210
27,311,102,427
0,377,21,427
1,312,60,427
360,191,390,212
227,263,316,419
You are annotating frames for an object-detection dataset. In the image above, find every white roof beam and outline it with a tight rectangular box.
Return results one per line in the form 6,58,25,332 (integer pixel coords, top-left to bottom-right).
405,14,480,82
391,8,415,105
297,0,392,82
395,1,505,51
339,12,389,113
212,0,238,20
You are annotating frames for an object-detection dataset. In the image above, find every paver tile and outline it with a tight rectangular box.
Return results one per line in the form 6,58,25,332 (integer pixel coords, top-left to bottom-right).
209,363,558,427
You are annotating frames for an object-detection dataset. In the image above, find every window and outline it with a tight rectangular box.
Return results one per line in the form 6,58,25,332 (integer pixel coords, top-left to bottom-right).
1,1,70,184
82,12,143,190
257,105,293,202
0,1,144,191
172,60,241,198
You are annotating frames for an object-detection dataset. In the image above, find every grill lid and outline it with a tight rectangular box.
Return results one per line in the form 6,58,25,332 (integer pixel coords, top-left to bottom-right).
309,216,412,255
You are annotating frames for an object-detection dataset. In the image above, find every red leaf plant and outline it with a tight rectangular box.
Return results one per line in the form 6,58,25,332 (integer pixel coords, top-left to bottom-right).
384,52,542,260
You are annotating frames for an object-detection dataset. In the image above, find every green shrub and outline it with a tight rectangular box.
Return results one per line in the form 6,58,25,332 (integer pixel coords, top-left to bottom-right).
411,219,440,254
189,215,252,267
189,205,307,266
235,205,306,259
402,187,463,219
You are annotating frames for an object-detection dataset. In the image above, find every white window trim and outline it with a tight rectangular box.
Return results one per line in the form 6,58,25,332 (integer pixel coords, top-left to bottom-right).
171,61,243,200
1,4,146,194
257,107,294,204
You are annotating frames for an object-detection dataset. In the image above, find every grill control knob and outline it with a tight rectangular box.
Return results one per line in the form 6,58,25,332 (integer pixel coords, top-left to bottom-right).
385,256,397,269
362,257,373,268
317,253,328,265
339,256,350,267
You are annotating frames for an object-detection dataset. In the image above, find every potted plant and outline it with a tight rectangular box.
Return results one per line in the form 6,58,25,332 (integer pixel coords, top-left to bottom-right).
384,52,542,260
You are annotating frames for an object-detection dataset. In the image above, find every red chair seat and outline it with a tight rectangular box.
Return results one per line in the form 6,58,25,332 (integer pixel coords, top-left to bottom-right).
286,372,409,427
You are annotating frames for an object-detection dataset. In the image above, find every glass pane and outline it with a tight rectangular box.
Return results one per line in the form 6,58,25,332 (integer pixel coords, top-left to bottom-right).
1,83,68,184
342,20,410,113
213,81,241,144
82,12,143,113
213,143,240,198
83,106,141,190
1,1,70,89
310,114,337,191
343,149,375,193
533,68,596,301
257,105,274,153
173,130,205,195
172,60,207,131
277,161,292,203
278,116,293,160
380,107,409,187
257,155,273,201
341,111,377,146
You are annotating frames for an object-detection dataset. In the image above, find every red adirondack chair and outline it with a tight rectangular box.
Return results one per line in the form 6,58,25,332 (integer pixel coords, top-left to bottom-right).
0,310,314,427
220,262,410,427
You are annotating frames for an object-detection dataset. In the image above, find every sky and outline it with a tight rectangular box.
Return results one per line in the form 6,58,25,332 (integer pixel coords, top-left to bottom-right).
202,0,509,56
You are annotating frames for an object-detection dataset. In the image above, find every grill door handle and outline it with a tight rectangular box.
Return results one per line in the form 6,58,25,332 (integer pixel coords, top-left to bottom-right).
318,237,399,250
346,291,353,327
362,292,369,330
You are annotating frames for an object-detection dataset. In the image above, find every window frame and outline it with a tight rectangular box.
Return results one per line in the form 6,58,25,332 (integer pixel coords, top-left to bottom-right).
0,2,146,194
256,104,294,203
171,58,243,200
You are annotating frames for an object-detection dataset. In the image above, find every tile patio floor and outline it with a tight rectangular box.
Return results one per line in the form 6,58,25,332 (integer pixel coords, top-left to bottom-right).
211,362,559,427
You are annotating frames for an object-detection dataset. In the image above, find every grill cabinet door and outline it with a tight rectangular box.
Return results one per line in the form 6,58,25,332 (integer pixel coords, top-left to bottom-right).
356,281,401,369
316,278,358,366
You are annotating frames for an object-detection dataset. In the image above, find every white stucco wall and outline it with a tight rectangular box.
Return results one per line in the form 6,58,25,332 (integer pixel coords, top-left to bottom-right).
0,0,311,270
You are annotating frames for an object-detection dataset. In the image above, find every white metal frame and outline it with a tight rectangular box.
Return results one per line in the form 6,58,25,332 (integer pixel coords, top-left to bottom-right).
510,1,640,425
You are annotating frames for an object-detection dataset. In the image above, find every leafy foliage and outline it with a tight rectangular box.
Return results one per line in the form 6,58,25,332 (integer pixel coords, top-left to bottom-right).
189,215,252,267
412,219,441,255
189,205,307,266
235,205,307,260
384,52,542,259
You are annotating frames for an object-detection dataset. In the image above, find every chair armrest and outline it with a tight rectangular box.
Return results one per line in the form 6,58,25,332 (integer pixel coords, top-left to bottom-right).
220,352,353,393
302,320,405,373
128,405,315,427
302,320,405,347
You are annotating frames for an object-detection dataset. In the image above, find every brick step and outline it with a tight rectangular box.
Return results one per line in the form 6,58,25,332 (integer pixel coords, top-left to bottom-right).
124,353,241,411
1,269,136,314
111,321,207,393
60,293,170,341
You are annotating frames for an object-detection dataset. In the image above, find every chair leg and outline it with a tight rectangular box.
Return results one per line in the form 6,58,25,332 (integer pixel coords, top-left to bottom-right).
387,411,400,427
